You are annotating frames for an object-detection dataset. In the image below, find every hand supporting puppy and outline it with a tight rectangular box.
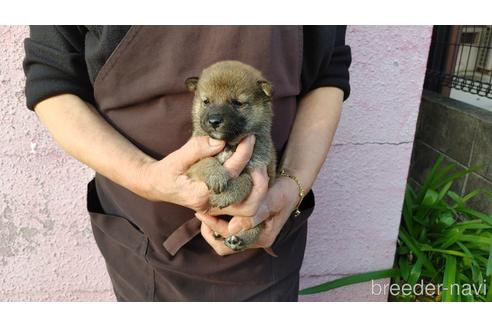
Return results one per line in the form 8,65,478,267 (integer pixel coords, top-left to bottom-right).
139,135,256,212
196,175,300,256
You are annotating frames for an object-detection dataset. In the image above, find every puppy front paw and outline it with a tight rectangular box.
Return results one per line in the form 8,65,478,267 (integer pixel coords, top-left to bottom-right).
209,192,236,209
204,171,229,194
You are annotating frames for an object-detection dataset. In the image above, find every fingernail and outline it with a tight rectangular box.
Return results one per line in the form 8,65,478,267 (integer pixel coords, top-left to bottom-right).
228,221,243,235
248,135,256,145
209,138,223,147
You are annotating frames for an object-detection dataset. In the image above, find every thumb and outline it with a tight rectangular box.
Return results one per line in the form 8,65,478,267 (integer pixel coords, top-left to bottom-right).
228,202,270,235
176,136,225,169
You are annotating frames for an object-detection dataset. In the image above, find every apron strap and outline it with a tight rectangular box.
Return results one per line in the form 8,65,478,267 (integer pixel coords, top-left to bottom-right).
162,215,279,257
162,216,201,256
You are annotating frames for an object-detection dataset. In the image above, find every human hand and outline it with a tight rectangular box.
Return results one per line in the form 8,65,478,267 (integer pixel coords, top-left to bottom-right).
138,135,255,212
196,176,300,256
207,165,270,217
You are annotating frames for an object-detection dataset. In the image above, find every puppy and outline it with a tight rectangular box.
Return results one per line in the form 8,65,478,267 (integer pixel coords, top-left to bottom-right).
185,61,276,251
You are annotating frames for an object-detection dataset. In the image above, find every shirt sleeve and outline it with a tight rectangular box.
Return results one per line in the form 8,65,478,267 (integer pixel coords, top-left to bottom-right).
301,25,352,101
23,25,94,110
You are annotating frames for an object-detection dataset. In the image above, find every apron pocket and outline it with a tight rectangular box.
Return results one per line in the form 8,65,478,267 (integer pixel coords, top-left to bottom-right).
87,178,154,301
87,178,149,258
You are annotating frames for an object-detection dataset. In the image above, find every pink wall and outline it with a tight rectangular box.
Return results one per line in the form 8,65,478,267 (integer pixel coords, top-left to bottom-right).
0,26,432,301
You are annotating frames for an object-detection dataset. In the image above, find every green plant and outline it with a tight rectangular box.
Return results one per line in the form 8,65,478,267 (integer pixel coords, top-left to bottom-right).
299,156,492,301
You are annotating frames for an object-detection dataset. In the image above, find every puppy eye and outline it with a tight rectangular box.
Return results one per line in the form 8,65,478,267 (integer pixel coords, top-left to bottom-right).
231,99,244,108
203,98,210,105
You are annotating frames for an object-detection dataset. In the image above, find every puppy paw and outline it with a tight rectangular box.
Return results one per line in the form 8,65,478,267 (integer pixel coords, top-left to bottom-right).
209,192,236,209
224,235,246,251
204,171,229,194
224,226,262,251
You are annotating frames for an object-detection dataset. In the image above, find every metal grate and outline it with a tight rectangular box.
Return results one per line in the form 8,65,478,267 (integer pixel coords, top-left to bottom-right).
424,25,492,99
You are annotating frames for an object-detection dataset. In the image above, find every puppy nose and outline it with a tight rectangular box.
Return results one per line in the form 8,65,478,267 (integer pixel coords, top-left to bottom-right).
208,114,224,129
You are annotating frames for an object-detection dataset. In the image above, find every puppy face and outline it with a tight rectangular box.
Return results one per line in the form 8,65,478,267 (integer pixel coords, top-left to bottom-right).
186,61,273,144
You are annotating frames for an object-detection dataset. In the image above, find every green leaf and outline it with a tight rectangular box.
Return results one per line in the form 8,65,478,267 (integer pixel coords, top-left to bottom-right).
407,184,417,199
459,208,492,226
398,257,410,281
422,189,439,207
403,186,415,236
462,189,482,203
417,156,444,203
419,246,467,258
397,246,410,255
487,238,492,277
434,228,462,249
455,220,490,230
459,242,486,286
407,257,423,286
442,255,457,302
438,211,455,227
438,168,475,192
483,189,492,203
471,261,483,286
458,272,471,284
298,268,399,295
462,293,474,302
447,191,465,208
457,242,474,268
487,278,492,302
455,275,462,302
437,180,454,202
399,228,437,276
470,254,489,267
463,256,472,267
461,241,490,252
458,235,491,246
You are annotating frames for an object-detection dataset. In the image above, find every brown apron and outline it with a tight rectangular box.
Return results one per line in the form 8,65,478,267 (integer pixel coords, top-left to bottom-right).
86,26,315,301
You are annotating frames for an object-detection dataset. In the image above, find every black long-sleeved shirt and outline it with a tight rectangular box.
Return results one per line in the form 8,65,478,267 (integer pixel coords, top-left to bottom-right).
23,26,351,110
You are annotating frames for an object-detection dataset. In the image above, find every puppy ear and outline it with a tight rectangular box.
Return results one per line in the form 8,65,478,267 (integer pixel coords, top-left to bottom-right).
185,77,199,92
257,80,273,99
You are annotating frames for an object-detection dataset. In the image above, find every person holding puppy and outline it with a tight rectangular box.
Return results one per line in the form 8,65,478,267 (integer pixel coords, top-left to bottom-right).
23,26,351,301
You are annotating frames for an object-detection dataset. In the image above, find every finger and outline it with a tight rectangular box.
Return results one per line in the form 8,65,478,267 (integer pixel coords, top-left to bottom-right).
223,135,255,178
233,166,270,214
253,217,277,249
175,136,225,170
250,165,269,192
174,175,210,212
201,223,235,256
195,212,230,237
228,202,270,235
208,166,269,217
